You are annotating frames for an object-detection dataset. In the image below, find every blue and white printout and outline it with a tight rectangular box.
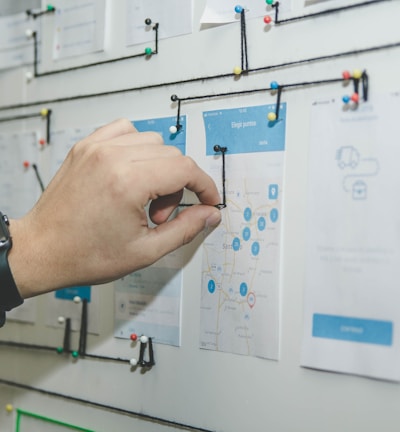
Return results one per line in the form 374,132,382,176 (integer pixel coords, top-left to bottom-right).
301,93,400,381
200,104,286,359
114,116,186,346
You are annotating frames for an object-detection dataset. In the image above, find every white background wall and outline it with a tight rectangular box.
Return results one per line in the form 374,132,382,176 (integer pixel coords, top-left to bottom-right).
1,1,400,431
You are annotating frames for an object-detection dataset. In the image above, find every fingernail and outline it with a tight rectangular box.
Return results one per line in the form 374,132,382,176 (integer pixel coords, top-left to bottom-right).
205,210,221,228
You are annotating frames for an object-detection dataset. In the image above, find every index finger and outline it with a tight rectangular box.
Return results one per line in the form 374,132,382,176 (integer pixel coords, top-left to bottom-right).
141,155,220,207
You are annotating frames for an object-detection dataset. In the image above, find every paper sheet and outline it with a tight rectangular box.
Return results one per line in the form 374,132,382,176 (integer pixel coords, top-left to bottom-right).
200,0,291,24
0,12,39,70
52,0,105,60
200,104,286,359
126,0,193,46
114,116,187,346
301,93,400,381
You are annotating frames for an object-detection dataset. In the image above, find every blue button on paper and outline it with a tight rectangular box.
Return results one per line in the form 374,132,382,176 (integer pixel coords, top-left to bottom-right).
312,313,393,346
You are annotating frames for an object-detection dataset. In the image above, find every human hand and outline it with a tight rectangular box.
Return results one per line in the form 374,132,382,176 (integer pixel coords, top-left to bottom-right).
8,119,221,298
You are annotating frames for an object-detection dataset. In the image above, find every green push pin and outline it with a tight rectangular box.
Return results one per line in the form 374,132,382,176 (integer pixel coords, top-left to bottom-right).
144,47,152,56
47,4,55,11
71,351,79,359
56,347,63,354
266,0,274,4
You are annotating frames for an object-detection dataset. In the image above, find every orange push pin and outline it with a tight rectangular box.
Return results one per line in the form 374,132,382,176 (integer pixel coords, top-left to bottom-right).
23,161,30,169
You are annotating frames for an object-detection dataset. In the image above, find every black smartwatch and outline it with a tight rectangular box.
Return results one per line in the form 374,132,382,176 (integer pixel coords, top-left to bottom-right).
0,212,23,327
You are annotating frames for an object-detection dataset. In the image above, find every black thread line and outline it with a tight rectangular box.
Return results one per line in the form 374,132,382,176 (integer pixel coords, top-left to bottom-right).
30,22,159,78
272,0,394,25
78,299,88,357
275,86,283,119
31,163,45,192
0,109,51,144
63,318,71,353
0,340,130,364
240,10,249,72
0,41,395,112
0,113,41,122
0,379,215,432
26,6,56,19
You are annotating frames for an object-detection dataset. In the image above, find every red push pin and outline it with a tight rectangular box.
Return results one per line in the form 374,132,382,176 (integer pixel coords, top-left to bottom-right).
23,161,30,169
263,15,272,24
130,333,138,342
342,70,351,80
39,138,46,146
351,93,359,103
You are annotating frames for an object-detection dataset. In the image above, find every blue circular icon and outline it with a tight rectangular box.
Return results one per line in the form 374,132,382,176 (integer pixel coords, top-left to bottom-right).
240,282,248,297
251,241,260,256
232,237,241,251
208,279,216,294
270,208,279,223
242,227,251,241
243,207,252,222
257,216,266,231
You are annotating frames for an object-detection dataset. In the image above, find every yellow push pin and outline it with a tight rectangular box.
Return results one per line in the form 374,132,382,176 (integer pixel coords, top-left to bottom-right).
5,403,13,413
352,69,362,80
267,112,277,122
233,66,242,76
40,108,48,117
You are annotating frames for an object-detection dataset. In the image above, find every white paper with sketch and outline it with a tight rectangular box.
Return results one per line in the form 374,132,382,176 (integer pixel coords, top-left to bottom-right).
301,92,400,381
52,0,105,60
126,0,193,46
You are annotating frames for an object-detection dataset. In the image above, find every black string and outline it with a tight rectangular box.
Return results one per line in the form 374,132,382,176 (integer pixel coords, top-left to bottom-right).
29,21,159,78
0,109,51,144
31,163,45,192
78,299,88,357
275,86,283,119
63,318,71,353
240,10,249,72
272,0,393,24
26,6,56,19
0,379,215,432
0,41,395,112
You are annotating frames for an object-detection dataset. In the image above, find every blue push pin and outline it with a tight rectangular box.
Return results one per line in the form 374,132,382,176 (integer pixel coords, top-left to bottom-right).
270,81,279,90
235,5,243,13
342,95,350,104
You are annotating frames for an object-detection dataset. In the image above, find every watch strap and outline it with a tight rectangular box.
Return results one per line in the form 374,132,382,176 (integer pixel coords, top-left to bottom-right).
0,242,24,327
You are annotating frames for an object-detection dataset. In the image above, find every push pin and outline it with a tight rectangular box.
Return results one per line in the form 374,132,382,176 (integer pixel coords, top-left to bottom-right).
130,333,138,342
144,47,152,56
263,15,272,24
234,5,244,13
266,0,275,5
25,71,33,81
267,112,277,122
25,28,34,39
342,70,351,81
58,316,65,324
5,404,13,413
71,350,79,359
270,81,279,91
233,66,242,76
144,18,152,25
40,108,49,117
129,358,138,367
39,138,46,146
169,125,179,134
73,296,82,304
23,160,30,169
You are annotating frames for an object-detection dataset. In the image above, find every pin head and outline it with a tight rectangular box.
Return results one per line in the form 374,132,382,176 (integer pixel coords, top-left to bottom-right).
144,18,152,25
266,0,274,4
342,70,351,80
169,125,178,134
263,15,272,24
23,161,30,168
233,66,242,76
267,112,277,122
130,333,138,341
234,5,243,13
270,81,279,90
170,94,178,102
351,93,360,103
352,69,362,80
144,47,152,56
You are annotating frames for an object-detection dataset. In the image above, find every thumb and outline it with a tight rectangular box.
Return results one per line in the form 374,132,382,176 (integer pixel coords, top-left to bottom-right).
146,205,222,259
